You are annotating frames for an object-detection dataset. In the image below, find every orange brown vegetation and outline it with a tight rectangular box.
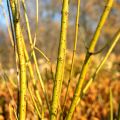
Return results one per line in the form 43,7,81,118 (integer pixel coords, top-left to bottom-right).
0,52,120,120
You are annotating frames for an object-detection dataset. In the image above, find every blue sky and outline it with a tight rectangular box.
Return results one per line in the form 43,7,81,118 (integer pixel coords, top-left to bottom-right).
0,1,8,30
0,0,61,31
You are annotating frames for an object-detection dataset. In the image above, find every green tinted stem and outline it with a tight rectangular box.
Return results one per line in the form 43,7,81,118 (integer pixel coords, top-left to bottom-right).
50,0,69,120
66,0,113,119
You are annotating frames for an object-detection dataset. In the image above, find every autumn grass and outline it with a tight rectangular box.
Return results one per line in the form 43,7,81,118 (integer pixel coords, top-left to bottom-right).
110,88,113,120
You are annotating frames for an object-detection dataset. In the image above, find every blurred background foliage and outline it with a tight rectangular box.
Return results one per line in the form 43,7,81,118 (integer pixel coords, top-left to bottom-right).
0,0,120,69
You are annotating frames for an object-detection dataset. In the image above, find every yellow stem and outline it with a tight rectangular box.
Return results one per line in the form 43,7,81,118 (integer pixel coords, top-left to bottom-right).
50,0,69,120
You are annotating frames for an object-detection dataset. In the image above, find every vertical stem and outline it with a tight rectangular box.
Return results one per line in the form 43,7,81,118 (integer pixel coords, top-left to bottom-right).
15,10,27,120
63,0,81,111
21,0,50,112
22,39,43,117
9,0,27,120
65,0,113,120
50,0,69,120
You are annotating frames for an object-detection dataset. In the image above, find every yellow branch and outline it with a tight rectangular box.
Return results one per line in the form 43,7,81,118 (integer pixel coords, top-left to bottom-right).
9,0,27,119
50,0,69,120
65,0,113,119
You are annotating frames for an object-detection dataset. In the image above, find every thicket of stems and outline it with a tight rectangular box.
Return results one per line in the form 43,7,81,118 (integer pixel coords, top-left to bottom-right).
65,0,113,119
21,0,50,112
4,0,120,120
